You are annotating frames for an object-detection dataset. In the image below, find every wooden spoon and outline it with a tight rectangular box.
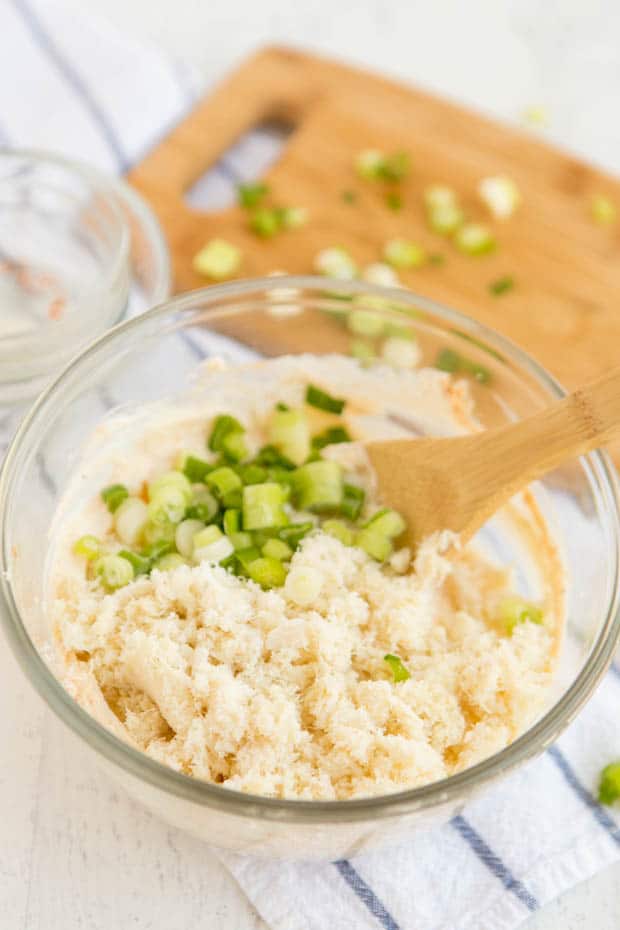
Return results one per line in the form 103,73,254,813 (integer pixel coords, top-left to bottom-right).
365,366,620,550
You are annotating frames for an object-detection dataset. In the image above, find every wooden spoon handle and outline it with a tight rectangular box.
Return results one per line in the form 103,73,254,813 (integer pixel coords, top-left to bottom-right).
470,364,620,505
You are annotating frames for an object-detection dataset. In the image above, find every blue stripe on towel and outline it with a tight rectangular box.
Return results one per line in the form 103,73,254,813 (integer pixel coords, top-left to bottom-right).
547,745,620,845
12,0,128,171
335,860,402,930
451,815,539,911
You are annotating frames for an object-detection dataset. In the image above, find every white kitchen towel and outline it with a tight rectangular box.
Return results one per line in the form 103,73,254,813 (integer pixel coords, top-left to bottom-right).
1,3,620,930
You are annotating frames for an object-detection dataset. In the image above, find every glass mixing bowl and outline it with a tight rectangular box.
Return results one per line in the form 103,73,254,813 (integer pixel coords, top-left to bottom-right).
1,277,619,860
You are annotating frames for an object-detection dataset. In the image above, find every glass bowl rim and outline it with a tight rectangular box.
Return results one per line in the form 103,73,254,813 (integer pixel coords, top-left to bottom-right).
1,275,619,825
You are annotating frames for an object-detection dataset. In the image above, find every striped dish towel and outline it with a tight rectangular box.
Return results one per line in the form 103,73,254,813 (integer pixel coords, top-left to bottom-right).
1,3,620,929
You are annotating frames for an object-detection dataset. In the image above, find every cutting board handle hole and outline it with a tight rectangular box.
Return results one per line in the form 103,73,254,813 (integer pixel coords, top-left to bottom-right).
184,119,294,212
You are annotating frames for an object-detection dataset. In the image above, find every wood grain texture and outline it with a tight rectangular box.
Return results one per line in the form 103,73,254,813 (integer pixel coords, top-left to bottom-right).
367,365,620,547
128,46,620,400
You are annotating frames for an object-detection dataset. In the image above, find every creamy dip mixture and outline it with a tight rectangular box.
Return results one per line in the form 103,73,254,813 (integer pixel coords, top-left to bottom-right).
48,355,563,800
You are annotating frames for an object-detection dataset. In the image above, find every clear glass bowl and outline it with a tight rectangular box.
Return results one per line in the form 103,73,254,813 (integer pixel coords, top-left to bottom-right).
1,278,619,860
0,149,170,408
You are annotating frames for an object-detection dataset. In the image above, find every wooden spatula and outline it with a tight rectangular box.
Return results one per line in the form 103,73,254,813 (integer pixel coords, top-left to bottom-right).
365,366,620,550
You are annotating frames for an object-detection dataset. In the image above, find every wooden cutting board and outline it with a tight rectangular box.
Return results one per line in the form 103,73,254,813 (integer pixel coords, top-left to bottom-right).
128,45,620,396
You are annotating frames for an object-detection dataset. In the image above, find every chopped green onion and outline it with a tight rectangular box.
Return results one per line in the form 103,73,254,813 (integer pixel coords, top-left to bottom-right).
117,549,151,576
221,430,248,464
279,522,314,548
186,486,219,523
181,455,213,483
237,463,269,485
305,384,345,414
254,444,296,470
154,553,188,572
356,526,393,561
234,546,262,571
385,191,403,211
598,762,620,805
362,262,400,288
435,348,461,373
276,402,289,412
147,486,187,527
365,508,406,538
208,414,245,454
293,460,343,512
148,471,192,504
229,531,253,551
114,497,148,546
242,482,288,530
284,566,323,605
206,466,243,500
247,556,287,589
193,238,241,280
222,488,243,509
314,247,358,280
384,654,411,682
141,539,175,561
95,554,134,591
429,253,445,266
381,335,421,370
237,181,269,209
341,483,365,521
355,149,410,182
591,194,617,226
175,518,205,558
249,207,281,238
424,185,457,210
347,309,385,337
322,519,354,546
478,176,521,220
262,538,293,561
435,348,491,384
427,203,464,235
268,407,311,466
499,596,543,635
383,238,426,270
350,339,376,364
192,525,234,564
223,508,241,536
101,484,129,513
73,535,102,560
312,425,352,451
489,275,515,296
454,223,496,256
279,206,308,229
342,189,357,204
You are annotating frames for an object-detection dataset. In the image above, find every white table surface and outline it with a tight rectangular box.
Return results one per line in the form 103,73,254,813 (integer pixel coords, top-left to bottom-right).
4,0,620,927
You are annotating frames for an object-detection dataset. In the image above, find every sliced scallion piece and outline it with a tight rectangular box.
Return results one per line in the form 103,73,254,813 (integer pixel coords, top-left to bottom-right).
321,519,354,546
193,238,241,280
356,526,393,562
237,463,269,485
148,471,192,504
364,508,406,538
249,207,281,238
293,460,343,512
305,384,345,414
262,538,293,561
341,483,365,521
237,181,269,209
229,531,253,551
114,497,148,546
101,484,129,513
73,535,102,560
141,539,175,561
242,482,288,530
489,275,515,296
347,309,385,338
279,522,314,548
206,466,243,500
147,486,187,527
383,238,426,270
181,455,213,483
154,552,188,572
384,654,411,682
95,554,134,591
175,518,205,558
454,223,496,256
499,596,543,635
598,762,620,805
234,546,262,572
313,247,358,280
268,407,311,466
186,486,219,523
223,508,241,536
254,444,296,470
246,556,287,589
117,549,151,576
192,525,234,564
208,414,245,454
311,426,352,452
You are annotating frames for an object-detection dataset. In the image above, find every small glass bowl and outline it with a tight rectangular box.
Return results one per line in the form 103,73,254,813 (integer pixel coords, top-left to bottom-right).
0,149,170,408
1,278,619,860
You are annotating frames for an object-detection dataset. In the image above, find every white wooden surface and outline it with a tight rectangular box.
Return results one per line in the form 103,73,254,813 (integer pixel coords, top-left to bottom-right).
4,1,620,927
